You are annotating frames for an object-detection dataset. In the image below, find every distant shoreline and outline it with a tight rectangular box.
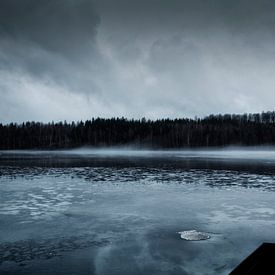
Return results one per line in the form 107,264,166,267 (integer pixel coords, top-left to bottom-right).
1,112,275,149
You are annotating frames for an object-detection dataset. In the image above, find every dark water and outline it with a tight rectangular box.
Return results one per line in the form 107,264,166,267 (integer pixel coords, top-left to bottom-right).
1,150,275,274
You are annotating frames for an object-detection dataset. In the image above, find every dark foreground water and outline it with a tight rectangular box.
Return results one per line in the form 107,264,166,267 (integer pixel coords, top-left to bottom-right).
1,149,275,274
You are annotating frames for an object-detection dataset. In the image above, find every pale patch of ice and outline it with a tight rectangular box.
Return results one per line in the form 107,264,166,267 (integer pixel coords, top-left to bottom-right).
178,230,210,241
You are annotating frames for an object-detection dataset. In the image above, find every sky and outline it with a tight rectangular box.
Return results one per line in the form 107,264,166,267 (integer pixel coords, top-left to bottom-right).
1,0,275,123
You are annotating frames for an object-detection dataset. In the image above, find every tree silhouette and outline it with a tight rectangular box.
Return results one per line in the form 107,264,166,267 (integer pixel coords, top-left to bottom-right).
1,111,275,149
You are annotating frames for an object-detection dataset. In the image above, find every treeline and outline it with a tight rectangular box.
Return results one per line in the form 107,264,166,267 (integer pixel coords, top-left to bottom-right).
1,111,275,149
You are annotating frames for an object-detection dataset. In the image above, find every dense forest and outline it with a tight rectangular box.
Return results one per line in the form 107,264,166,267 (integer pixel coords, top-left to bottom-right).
1,111,275,149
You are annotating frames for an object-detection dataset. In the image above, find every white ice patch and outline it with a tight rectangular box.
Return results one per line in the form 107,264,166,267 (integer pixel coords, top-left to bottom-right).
178,230,210,241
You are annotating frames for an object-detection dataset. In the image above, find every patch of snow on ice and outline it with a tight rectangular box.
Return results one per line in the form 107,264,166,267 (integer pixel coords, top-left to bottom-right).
178,230,210,241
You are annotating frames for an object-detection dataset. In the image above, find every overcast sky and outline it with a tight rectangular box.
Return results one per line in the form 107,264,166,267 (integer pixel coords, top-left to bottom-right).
1,0,275,123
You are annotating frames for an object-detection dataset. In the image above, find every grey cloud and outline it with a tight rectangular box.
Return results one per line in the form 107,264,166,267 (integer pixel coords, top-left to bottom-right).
96,0,275,31
0,0,103,97
0,0,99,57
1,0,275,122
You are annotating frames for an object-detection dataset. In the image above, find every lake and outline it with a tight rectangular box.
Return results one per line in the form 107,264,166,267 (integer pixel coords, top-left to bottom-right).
1,149,275,274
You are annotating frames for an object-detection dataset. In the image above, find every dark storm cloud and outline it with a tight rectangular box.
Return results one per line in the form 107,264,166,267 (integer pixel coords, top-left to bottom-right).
1,0,275,122
0,0,103,100
97,0,275,31
0,0,99,57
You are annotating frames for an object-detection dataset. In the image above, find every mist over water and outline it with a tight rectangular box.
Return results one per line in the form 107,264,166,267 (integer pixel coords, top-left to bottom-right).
2,146,275,159
1,149,275,274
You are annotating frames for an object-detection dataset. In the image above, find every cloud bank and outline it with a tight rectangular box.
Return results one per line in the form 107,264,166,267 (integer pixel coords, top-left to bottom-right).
1,0,275,123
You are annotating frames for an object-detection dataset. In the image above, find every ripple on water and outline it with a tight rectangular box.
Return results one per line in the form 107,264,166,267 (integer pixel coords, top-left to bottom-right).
0,235,111,264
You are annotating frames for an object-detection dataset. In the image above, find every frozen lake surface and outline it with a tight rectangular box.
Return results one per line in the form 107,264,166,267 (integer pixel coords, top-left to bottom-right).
1,149,275,274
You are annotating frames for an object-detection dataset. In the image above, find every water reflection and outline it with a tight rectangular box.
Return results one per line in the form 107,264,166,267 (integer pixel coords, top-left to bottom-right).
1,152,275,274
